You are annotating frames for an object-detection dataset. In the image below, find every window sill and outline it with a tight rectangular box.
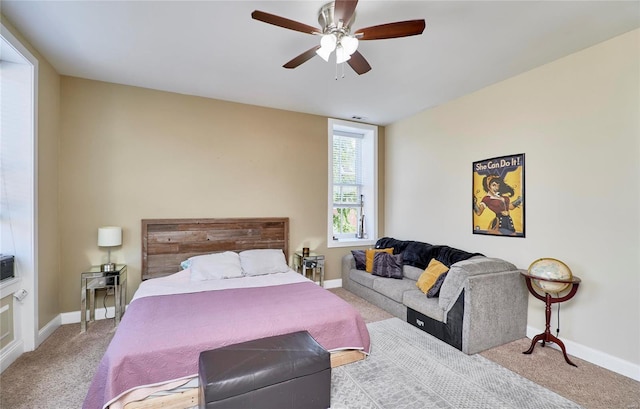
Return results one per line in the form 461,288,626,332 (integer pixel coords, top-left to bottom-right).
0,276,21,299
328,238,375,249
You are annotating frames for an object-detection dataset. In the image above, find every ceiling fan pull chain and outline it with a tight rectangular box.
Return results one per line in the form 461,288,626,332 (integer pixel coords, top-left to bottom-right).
334,61,346,80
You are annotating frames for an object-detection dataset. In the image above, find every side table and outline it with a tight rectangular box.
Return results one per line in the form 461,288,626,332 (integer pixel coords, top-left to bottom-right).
80,264,127,332
294,252,325,287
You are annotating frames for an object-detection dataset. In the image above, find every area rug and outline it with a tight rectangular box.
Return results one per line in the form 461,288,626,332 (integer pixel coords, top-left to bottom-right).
331,318,583,409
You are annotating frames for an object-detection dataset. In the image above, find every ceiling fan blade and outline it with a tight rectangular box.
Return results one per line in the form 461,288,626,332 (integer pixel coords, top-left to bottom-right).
283,45,322,69
355,19,426,40
334,0,358,26
251,10,321,35
347,51,372,75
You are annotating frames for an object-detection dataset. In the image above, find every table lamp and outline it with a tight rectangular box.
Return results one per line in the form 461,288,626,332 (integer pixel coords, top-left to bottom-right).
98,226,122,272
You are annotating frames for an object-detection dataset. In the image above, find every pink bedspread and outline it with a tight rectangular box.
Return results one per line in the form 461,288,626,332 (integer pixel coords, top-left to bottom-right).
83,282,370,409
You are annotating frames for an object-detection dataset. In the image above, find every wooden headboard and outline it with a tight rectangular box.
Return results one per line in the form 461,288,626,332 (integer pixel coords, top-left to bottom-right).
141,218,289,280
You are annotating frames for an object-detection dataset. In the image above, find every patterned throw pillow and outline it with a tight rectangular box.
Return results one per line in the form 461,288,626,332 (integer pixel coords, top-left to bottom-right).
416,258,449,296
426,271,448,298
371,252,404,279
365,248,394,272
351,250,366,270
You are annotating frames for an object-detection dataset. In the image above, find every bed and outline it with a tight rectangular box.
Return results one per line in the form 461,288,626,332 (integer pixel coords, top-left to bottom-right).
83,217,370,409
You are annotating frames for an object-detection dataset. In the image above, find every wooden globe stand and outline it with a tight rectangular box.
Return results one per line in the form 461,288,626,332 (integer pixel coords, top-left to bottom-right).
520,272,581,367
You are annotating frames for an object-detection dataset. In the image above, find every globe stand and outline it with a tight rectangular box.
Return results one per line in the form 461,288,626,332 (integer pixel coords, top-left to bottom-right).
520,272,581,367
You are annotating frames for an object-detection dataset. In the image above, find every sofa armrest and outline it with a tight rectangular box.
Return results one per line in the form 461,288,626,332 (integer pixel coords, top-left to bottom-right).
462,270,528,354
342,254,356,288
439,257,516,312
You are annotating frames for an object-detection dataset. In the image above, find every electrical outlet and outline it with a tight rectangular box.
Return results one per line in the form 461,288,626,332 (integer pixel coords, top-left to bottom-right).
106,287,114,296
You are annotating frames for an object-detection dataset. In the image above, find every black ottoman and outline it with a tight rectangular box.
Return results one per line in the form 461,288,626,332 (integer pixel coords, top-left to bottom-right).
198,331,331,409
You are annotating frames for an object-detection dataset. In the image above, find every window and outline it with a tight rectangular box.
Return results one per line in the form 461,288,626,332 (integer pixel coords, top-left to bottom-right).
327,119,377,247
1,22,39,358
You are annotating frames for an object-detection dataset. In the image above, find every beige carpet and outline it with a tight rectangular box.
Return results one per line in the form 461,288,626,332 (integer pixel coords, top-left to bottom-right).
1,289,638,409
0,319,116,409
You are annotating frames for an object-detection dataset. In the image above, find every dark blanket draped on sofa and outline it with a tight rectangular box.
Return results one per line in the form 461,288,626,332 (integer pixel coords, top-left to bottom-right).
375,237,483,269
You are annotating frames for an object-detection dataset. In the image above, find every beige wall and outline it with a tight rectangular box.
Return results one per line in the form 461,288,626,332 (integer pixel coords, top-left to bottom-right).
385,30,640,366
1,15,61,330
35,47,61,329
58,78,383,312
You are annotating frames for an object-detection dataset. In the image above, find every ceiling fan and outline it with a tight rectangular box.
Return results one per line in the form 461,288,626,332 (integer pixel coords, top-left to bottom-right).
251,0,426,75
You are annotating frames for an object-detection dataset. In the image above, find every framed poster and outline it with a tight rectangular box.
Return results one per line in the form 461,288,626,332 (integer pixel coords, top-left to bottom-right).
472,153,525,237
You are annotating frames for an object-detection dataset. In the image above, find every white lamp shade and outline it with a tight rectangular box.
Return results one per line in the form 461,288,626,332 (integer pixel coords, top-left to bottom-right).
316,34,337,62
320,33,337,51
335,46,351,64
98,226,122,247
341,35,358,55
316,46,333,62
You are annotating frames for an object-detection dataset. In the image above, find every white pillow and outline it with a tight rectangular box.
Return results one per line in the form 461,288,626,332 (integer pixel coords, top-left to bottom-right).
189,251,244,281
239,249,290,276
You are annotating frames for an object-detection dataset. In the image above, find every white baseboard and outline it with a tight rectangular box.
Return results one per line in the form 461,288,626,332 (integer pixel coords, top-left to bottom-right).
2,315,61,374
61,306,118,325
38,315,61,347
323,278,342,289
0,339,24,373
61,310,81,324
526,326,640,381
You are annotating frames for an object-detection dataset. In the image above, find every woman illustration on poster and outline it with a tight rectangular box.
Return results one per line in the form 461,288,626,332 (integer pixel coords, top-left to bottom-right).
474,174,522,235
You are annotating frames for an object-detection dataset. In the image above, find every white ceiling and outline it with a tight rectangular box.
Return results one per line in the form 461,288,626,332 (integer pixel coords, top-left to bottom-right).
2,1,639,125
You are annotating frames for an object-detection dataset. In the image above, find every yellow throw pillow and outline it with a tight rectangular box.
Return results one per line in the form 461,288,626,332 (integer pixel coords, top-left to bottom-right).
365,248,394,272
416,259,450,294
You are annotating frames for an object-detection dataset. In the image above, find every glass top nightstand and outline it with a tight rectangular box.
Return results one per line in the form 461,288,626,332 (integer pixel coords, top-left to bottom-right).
80,264,127,333
293,252,325,287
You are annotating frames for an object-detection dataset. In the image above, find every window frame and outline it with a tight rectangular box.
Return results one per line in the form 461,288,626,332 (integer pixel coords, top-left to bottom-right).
327,118,377,248
1,21,39,360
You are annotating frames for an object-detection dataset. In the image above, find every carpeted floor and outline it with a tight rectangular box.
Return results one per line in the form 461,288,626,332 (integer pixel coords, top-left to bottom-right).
329,288,640,409
332,317,583,409
1,288,638,409
0,319,116,409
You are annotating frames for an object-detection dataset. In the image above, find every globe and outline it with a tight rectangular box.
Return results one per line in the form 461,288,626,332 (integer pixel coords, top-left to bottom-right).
528,258,573,293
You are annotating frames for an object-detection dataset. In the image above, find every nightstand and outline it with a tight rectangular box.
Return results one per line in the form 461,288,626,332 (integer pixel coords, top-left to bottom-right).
294,252,325,287
80,264,127,332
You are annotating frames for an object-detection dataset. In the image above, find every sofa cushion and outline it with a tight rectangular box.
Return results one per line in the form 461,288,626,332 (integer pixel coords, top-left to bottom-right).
372,277,416,303
403,290,444,321
371,252,403,279
349,269,376,288
439,257,515,311
402,265,424,281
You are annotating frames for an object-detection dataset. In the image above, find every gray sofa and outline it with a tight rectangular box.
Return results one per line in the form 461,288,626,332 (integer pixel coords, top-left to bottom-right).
341,240,528,355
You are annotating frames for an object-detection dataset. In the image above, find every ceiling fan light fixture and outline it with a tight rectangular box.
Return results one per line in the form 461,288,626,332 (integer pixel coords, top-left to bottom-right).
320,33,337,51
316,45,333,62
340,35,358,55
335,45,350,64
316,33,337,61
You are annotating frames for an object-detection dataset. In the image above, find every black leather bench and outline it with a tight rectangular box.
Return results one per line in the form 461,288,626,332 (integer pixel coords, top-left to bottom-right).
198,331,331,409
